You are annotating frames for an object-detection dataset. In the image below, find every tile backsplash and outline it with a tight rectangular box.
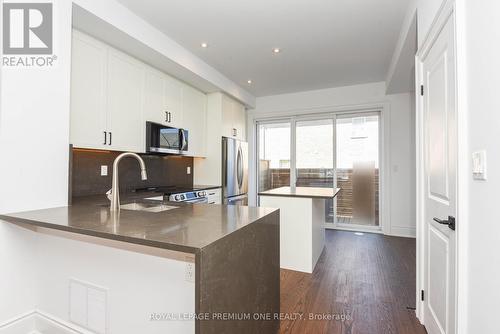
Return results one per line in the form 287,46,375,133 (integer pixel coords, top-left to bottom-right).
71,149,194,197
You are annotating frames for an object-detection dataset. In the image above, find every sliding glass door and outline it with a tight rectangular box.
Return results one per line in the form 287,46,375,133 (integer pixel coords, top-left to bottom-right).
256,111,381,230
295,118,335,223
335,113,380,227
257,122,292,194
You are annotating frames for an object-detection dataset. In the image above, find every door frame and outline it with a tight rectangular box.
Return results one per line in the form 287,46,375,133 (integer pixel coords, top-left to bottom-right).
415,0,467,332
252,103,390,235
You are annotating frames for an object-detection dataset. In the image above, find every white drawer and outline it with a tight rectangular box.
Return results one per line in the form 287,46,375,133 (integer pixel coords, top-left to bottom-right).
206,188,222,204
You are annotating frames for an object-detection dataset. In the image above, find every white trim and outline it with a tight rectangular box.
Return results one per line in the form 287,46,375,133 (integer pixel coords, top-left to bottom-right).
325,224,384,235
0,310,93,334
389,226,417,238
415,1,466,333
454,0,469,333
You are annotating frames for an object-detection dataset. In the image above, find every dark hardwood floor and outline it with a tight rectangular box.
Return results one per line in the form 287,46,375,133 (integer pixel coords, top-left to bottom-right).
280,230,426,334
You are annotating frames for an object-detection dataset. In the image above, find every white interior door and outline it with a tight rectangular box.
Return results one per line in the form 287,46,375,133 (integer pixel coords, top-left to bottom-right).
422,15,456,334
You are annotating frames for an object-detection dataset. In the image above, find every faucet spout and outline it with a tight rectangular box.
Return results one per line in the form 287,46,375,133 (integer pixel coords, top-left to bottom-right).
109,152,148,211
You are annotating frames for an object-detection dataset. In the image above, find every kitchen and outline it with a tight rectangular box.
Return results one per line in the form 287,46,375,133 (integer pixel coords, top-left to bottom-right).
0,11,279,333
2,1,497,334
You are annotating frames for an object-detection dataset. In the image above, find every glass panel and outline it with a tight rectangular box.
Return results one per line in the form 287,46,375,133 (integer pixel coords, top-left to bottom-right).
336,114,380,226
295,119,334,222
258,122,291,193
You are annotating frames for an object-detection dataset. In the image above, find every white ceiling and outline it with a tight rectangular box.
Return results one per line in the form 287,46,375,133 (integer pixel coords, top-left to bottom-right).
117,0,410,97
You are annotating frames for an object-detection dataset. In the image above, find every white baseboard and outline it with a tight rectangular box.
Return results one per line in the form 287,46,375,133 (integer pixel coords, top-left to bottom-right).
0,311,37,334
324,224,383,234
0,311,91,334
388,226,416,238
324,224,416,238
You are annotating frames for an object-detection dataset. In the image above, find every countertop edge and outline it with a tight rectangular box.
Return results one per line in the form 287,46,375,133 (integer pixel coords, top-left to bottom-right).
0,214,200,254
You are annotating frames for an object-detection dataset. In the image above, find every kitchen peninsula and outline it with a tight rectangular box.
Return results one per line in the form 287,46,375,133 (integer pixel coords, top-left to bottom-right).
0,195,279,334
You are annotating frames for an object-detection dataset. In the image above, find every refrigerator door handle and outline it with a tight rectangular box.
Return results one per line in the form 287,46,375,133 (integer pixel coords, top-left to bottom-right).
237,146,243,189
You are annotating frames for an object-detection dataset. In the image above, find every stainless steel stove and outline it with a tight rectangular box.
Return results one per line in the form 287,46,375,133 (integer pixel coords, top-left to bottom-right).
168,190,207,203
136,186,208,204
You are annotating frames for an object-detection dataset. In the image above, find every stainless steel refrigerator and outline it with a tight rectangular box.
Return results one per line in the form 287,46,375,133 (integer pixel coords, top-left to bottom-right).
222,137,248,205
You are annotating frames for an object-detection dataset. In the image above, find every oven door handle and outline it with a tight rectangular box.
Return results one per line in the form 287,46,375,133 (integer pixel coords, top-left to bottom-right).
184,197,208,204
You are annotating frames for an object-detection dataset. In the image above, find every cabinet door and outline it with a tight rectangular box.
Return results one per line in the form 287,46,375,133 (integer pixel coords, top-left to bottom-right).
70,31,107,149
107,50,144,152
144,68,168,125
164,75,183,127
221,95,236,138
233,101,247,140
182,85,207,157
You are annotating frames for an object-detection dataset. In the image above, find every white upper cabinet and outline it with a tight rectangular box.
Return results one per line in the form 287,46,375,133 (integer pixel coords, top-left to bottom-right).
71,30,209,156
143,67,183,128
70,31,108,149
71,31,144,152
233,101,246,140
106,50,144,153
221,94,246,140
182,85,207,157
164,75,183,128
144,68,167,125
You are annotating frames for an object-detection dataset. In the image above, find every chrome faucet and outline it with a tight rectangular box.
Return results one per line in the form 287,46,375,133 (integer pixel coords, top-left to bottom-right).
108,152,148,211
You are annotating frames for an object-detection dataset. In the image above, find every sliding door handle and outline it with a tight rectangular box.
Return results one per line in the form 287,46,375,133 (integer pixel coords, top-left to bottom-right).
433,216,455,230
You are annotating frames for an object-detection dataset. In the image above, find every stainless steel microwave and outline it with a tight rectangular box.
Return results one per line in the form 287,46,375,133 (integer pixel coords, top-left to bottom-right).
146,121,188,155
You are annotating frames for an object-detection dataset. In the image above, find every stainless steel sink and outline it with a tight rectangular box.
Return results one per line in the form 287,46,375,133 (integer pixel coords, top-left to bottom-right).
120,202,179,213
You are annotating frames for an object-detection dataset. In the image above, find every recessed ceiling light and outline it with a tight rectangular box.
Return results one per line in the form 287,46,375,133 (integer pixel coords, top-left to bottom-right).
201,42,208,48
273,48,281,54
247,80,252,84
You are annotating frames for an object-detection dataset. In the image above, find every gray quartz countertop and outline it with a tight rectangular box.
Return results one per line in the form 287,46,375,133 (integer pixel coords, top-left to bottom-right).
0,193,277,254
258,186,341,199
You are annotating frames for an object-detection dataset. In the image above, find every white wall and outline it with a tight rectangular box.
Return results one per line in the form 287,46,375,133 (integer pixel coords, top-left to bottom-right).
462,1,500,332
0,0,73,325
248,82,416,237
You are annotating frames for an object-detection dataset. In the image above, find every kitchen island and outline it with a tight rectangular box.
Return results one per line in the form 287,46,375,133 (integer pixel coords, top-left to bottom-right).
0,195,280,334
259,186,340,273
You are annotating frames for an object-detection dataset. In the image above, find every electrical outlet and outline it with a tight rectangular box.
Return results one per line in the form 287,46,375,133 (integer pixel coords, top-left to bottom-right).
185,262,195,282
100,165,108,176
187,166,191,175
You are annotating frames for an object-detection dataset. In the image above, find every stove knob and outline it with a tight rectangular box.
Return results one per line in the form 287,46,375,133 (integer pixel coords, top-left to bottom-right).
180,194,186,200
198,191,205,197
174,195,180,201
